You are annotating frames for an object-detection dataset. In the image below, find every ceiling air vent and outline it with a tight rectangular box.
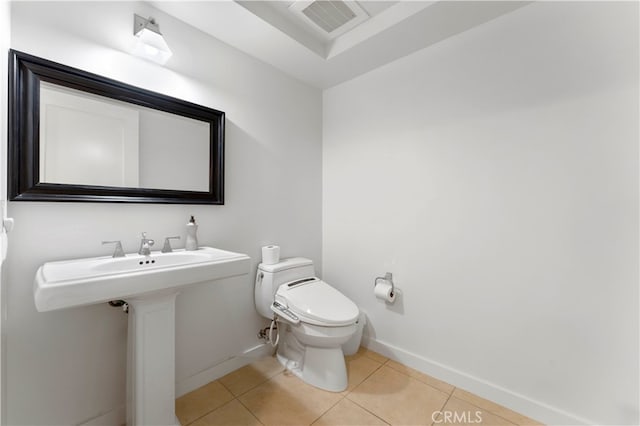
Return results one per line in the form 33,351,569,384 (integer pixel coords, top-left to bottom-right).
289,1,369,40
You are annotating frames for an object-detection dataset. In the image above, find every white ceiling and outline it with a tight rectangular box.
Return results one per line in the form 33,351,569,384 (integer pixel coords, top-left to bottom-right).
235,1,399,57
151,1,531,89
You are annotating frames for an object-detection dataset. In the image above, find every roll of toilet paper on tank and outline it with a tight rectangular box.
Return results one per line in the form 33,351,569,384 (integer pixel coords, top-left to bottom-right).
261,245,280,265
374,281,396,303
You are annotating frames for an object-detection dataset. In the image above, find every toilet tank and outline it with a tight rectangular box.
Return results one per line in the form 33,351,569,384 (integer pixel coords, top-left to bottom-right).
254,257,315,319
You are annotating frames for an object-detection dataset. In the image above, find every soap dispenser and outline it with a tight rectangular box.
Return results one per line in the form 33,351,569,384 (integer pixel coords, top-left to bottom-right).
185,215,199,251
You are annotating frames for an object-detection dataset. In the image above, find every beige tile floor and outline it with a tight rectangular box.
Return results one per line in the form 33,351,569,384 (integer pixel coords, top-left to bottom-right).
176,347,543,426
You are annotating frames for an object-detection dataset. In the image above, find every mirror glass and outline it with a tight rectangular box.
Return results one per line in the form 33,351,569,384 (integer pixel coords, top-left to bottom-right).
8,50,225,204
39,82,210,192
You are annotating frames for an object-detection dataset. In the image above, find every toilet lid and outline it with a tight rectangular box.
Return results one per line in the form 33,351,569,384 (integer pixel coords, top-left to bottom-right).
276,278,359,326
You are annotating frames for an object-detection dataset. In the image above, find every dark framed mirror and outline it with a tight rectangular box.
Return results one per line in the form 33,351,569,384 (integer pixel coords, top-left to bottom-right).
8,49,225,204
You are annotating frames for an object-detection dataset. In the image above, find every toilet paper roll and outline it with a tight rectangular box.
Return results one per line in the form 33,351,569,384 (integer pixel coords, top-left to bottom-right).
261,245,280,265
374,281,396,303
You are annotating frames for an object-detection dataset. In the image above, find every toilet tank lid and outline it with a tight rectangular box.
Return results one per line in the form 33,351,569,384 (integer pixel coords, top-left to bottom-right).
258,257,313,273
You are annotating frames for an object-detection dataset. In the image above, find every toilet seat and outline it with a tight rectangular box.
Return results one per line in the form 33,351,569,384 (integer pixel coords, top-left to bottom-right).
275,278,359,327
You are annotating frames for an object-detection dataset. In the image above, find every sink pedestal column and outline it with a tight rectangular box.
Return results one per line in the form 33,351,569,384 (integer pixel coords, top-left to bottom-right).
126,291,180,426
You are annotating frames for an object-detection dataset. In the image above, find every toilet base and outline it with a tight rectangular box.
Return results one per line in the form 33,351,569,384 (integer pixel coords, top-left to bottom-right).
276,327,348,392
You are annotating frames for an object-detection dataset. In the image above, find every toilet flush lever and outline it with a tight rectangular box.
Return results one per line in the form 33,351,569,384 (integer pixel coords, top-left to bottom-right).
271,301,300,324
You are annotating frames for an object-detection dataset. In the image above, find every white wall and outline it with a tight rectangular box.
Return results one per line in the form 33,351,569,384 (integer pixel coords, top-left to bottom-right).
1,2,11,424
323,2,638,425
7,2,321,425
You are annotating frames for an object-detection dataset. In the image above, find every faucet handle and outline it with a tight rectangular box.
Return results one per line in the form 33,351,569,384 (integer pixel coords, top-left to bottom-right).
161,236,180,253
102,240,125,258
140,232,154,246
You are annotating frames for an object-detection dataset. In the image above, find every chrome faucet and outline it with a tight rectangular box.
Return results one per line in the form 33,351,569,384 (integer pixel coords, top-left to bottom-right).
138,232,155,255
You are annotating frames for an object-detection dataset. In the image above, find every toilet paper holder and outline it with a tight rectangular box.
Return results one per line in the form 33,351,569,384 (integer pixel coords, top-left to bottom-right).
374,272,395,294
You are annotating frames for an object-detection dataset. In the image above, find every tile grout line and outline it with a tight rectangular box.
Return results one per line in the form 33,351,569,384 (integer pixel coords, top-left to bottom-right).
309,393,346,425
380,358,455,401
180,390,234,426
352,352,455,426
447,391,521,426
382,355,523,426
235,394,266,425
217,359,286,399
348,351,526,426
380,357,536,425
345,397,392,426
223,376,274,399
310,356,387,425
217,377,235,396
221,368,286,425
430,386,455,426
341,358,392,425
181,364,284,425
383,359,456,397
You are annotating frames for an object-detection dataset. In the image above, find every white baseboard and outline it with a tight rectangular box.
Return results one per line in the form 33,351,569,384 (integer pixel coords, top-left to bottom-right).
175,343,275,398
79,404,126,426
363,336,593,426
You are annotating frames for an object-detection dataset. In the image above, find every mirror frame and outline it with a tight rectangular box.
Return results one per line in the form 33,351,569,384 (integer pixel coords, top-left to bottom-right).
8,49,225,204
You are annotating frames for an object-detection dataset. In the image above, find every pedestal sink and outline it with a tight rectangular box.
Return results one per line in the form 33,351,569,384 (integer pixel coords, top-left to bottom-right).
34,247,251,425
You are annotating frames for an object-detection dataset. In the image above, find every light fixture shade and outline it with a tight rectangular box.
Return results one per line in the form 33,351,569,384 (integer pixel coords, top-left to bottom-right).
132,15,172,65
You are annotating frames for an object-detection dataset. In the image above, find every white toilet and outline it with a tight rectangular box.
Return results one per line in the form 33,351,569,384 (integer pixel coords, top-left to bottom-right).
255,257,359,392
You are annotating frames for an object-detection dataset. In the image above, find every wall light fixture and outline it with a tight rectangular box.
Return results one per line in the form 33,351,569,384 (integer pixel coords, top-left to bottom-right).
132,14,172,65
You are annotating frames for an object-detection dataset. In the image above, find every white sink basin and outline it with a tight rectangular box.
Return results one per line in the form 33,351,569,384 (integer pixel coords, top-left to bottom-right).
34,246,250,312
